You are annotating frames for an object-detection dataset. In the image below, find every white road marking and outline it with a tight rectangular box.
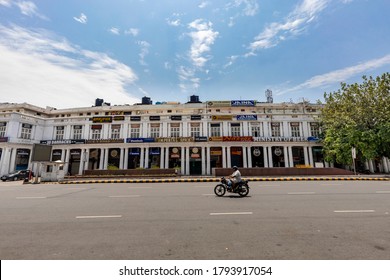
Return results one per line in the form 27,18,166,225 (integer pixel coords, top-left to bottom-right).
76,215,122,219
376,191,390,193
288,192,315,195
109,195,140,198
210,212,253,216
16,196,46,199
334,210,375,213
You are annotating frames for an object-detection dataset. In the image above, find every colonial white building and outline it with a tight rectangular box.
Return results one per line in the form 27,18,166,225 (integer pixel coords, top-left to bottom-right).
0,98,328,176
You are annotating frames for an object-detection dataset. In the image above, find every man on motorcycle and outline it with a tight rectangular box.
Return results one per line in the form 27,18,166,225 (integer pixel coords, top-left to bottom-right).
228,166,242,191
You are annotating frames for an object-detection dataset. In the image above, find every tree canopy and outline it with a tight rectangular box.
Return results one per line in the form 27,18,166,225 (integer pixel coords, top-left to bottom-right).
320,73,390,165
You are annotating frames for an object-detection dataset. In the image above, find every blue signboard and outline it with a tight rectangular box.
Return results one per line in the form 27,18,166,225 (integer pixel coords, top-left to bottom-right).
236,115,258,121
126,138,155,143
231,100,256,107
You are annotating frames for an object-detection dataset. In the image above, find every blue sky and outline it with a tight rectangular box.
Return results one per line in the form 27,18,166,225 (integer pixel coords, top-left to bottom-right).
0,0,389,108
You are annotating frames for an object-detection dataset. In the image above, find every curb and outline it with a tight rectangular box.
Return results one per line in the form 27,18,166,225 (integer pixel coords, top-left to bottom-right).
58,177,390,184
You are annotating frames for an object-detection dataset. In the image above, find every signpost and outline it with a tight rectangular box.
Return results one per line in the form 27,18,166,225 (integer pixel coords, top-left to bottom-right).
352,147,357,175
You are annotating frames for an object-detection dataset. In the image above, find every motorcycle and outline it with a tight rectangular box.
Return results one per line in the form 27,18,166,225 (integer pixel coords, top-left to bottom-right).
214,177,250,197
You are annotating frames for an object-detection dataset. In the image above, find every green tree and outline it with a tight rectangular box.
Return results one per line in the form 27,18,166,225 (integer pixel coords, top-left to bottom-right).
320,73,390,165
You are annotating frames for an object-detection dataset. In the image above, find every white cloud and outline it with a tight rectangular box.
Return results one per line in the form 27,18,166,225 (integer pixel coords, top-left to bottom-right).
137,40,150,66
0,0,12,7
167,18,181,27
198,1,210,9
277,54,390,95
73,13,87,24
226,0,259,16
109,27,120,35
125,28,139,37
1,0,48,19
16,1,48,20
0,24,139,108
247,0,328,55
188,19,219,68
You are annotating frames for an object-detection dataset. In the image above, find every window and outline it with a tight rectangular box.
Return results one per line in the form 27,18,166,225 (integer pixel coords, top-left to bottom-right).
210,123,221,137
111,125,121,139
73,125,83,139
91,126,102,139
55,126,65,140
130,124,140,138
20,124,32,139
231,123,241,136
190,123,201,137
0,123,6,137
251,123,262,137
271,123,281,137
170,123,180,137
290,122,300,137
310,123,320,138
150,124,160,138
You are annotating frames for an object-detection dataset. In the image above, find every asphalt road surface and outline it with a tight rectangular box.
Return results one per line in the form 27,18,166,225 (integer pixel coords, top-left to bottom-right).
0,179,389,260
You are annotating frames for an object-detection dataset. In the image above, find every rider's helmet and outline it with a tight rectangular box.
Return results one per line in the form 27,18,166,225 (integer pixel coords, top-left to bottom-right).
232,166,238,170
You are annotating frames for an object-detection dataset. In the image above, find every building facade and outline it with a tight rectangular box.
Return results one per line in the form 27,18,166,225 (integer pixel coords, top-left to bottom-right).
0,100,329,176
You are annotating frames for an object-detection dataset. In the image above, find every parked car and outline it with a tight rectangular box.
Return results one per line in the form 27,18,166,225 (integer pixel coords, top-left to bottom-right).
1,170,33,181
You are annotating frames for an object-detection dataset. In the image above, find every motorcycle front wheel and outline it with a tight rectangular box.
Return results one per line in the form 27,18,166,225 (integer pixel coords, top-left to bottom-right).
238,184,249,197
214,184,226,197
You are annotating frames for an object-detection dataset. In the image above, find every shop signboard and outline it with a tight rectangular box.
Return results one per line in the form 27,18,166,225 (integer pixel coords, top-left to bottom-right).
130,116,141,121
170,115,182,121
86,139,124,144
92,116,112,123
126,138,155,143
231,100,256,107
236,115,257,121
194,136,208,142
223,136,253,142
156,137,193,142
211,115,232,121
40,139,86,145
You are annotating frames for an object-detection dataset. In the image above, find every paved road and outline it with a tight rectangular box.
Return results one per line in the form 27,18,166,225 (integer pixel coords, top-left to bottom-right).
0,180,389,259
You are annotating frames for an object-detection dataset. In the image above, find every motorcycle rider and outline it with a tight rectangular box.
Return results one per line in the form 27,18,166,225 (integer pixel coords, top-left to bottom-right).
228,166,242,191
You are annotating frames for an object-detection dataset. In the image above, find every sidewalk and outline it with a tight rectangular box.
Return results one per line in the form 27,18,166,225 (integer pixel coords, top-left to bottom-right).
57,174,390,184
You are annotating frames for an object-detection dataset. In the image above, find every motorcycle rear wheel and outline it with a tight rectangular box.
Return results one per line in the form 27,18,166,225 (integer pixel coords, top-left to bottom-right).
214,184,226,197
238,184,249,197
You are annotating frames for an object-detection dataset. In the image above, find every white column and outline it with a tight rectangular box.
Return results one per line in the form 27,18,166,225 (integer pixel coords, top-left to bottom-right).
226,146,231,167
140,147,145,169
283,146,289,167
84,149,90,171
288,146,294,167
263,146,268,167
144,147,149,168
222,147,227,168
9,148,17,172
160,147,165,168
369,159,374,173
165,147,169,169
119,148,124,169
78,149,85,175
103,148,109,169
0,147,11,174
64,149,70,174
308,146,313,167
268,146,273,167
201,146,206,175
185,147,190,175
304,146,309,166
99,148,105,170
180,147,185,175
247,147,252,168
383,157,389,173
243,146,248,168
124,148,129,169
206,146,211,175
